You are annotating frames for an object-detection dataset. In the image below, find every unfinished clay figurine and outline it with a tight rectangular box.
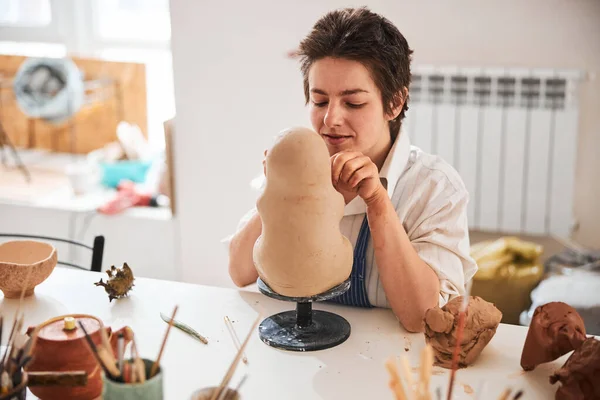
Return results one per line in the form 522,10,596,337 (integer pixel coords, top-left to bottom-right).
520,302,587,371
95,263,135,302
253,127,353,297
550,337,600,400
424,296,502,368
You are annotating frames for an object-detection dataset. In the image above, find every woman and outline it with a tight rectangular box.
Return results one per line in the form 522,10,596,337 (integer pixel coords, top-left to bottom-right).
227,7,477,332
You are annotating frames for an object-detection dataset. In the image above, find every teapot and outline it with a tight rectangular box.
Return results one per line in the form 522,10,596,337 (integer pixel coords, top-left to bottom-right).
25,314,132,400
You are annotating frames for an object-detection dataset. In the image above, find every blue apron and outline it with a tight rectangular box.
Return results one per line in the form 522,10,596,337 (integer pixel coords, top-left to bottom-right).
328,216,373,308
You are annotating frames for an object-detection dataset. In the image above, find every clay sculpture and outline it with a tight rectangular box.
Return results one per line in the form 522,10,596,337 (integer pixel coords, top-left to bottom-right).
253,127,353,297
550,337,600,400
423,296,503,368
520,302,587,371
94,263,135,302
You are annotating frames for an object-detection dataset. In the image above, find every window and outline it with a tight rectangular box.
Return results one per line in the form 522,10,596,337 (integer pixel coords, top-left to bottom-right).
100,48,175,149
0,0,52,26
92,0,171,43
0,0,174,149
0,41,66,57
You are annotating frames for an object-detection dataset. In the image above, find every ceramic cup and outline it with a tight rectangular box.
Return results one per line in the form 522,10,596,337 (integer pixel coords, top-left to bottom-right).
190,386,240,400
65,161,100,196
102,359,163,400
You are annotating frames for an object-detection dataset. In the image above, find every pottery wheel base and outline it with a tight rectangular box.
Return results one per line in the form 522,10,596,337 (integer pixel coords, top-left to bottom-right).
256,277,352,352
258,309,350,352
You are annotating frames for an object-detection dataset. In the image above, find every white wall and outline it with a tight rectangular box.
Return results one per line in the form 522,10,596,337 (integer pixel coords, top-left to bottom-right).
169,0,600,287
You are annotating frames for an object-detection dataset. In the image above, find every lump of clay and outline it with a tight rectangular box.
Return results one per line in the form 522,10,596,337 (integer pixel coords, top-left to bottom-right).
550,337,600,400
520,302,587,371
253,127,353,297
423,296,502,368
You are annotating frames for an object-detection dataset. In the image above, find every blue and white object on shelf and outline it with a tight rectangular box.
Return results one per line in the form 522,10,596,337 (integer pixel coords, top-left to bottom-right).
99,160,153,188
12,57,85,124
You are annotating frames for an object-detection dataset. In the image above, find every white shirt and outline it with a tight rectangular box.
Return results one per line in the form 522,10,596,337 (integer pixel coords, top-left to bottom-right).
228,130,478,307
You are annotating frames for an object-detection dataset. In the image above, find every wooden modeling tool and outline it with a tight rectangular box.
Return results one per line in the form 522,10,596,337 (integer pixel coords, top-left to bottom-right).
446,280,473,400
160,312,208,344
150,305,178,378
385,358,408,400
386,344,435,400
497,388,512,400
418,345,434,400
77,321,119,379
210,315,261,400
224,316,248,365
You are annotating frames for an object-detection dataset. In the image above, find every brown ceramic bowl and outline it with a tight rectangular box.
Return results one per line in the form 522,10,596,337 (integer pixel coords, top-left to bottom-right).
0,240,57,299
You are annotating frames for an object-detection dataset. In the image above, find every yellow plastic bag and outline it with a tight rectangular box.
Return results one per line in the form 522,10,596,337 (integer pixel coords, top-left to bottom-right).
470,237,544,325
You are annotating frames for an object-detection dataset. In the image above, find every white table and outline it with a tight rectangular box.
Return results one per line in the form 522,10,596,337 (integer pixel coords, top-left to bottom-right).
0,268,570,400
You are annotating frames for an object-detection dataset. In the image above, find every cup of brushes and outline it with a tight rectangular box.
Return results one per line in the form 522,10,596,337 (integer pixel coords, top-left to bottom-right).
79,319,165,400
94,306,182,400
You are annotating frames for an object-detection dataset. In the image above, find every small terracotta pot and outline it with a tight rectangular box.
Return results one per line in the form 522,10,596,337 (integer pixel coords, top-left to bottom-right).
0,240,57,298
25,314,132,400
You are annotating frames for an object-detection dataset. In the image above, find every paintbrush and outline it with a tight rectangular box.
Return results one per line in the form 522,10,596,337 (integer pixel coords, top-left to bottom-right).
117,333,124,375
233,374,248,396
132,336,145,383
3,314,24,379
150,305,178,378
384,358,408,400
497,388,512,400
224,316,248,365
98,322,117,369
210,314,261,400
77,321,118,380
216,373,248,400
418,345,434,400
1,317,18,369
446,280,473,400
400,356,415,399
1,267,34,388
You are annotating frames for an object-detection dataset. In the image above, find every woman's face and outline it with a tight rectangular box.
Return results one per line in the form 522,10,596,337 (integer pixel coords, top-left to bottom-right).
308,57,393,166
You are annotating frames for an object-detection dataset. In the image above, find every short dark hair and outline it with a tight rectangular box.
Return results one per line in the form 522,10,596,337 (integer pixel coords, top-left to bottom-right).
298,7,413,142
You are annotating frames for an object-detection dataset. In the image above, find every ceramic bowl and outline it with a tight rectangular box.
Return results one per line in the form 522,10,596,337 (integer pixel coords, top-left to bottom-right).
0,240,57,299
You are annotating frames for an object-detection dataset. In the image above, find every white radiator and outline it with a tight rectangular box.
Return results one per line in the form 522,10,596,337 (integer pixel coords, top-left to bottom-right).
405,66,583,237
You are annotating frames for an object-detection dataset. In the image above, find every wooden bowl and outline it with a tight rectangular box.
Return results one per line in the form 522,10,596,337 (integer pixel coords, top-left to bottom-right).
0,240,57,298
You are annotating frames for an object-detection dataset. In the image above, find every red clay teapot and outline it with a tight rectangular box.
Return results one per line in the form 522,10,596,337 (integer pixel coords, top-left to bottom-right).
25,314,132,400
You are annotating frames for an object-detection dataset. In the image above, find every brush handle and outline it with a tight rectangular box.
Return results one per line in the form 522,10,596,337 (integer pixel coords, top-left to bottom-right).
28,371,88,387
447,311,467,400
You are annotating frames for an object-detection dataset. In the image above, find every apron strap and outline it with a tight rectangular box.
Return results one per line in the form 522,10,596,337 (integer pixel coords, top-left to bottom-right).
328,215,373,308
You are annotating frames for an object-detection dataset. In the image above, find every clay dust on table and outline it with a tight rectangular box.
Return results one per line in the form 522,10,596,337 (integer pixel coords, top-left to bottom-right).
462,383,474,395
403,336,411,352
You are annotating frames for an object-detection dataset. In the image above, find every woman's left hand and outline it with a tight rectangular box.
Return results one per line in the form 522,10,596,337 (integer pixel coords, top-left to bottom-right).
331,151,385,205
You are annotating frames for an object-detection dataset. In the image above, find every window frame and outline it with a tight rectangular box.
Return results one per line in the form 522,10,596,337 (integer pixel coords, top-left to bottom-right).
0,0,173,148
